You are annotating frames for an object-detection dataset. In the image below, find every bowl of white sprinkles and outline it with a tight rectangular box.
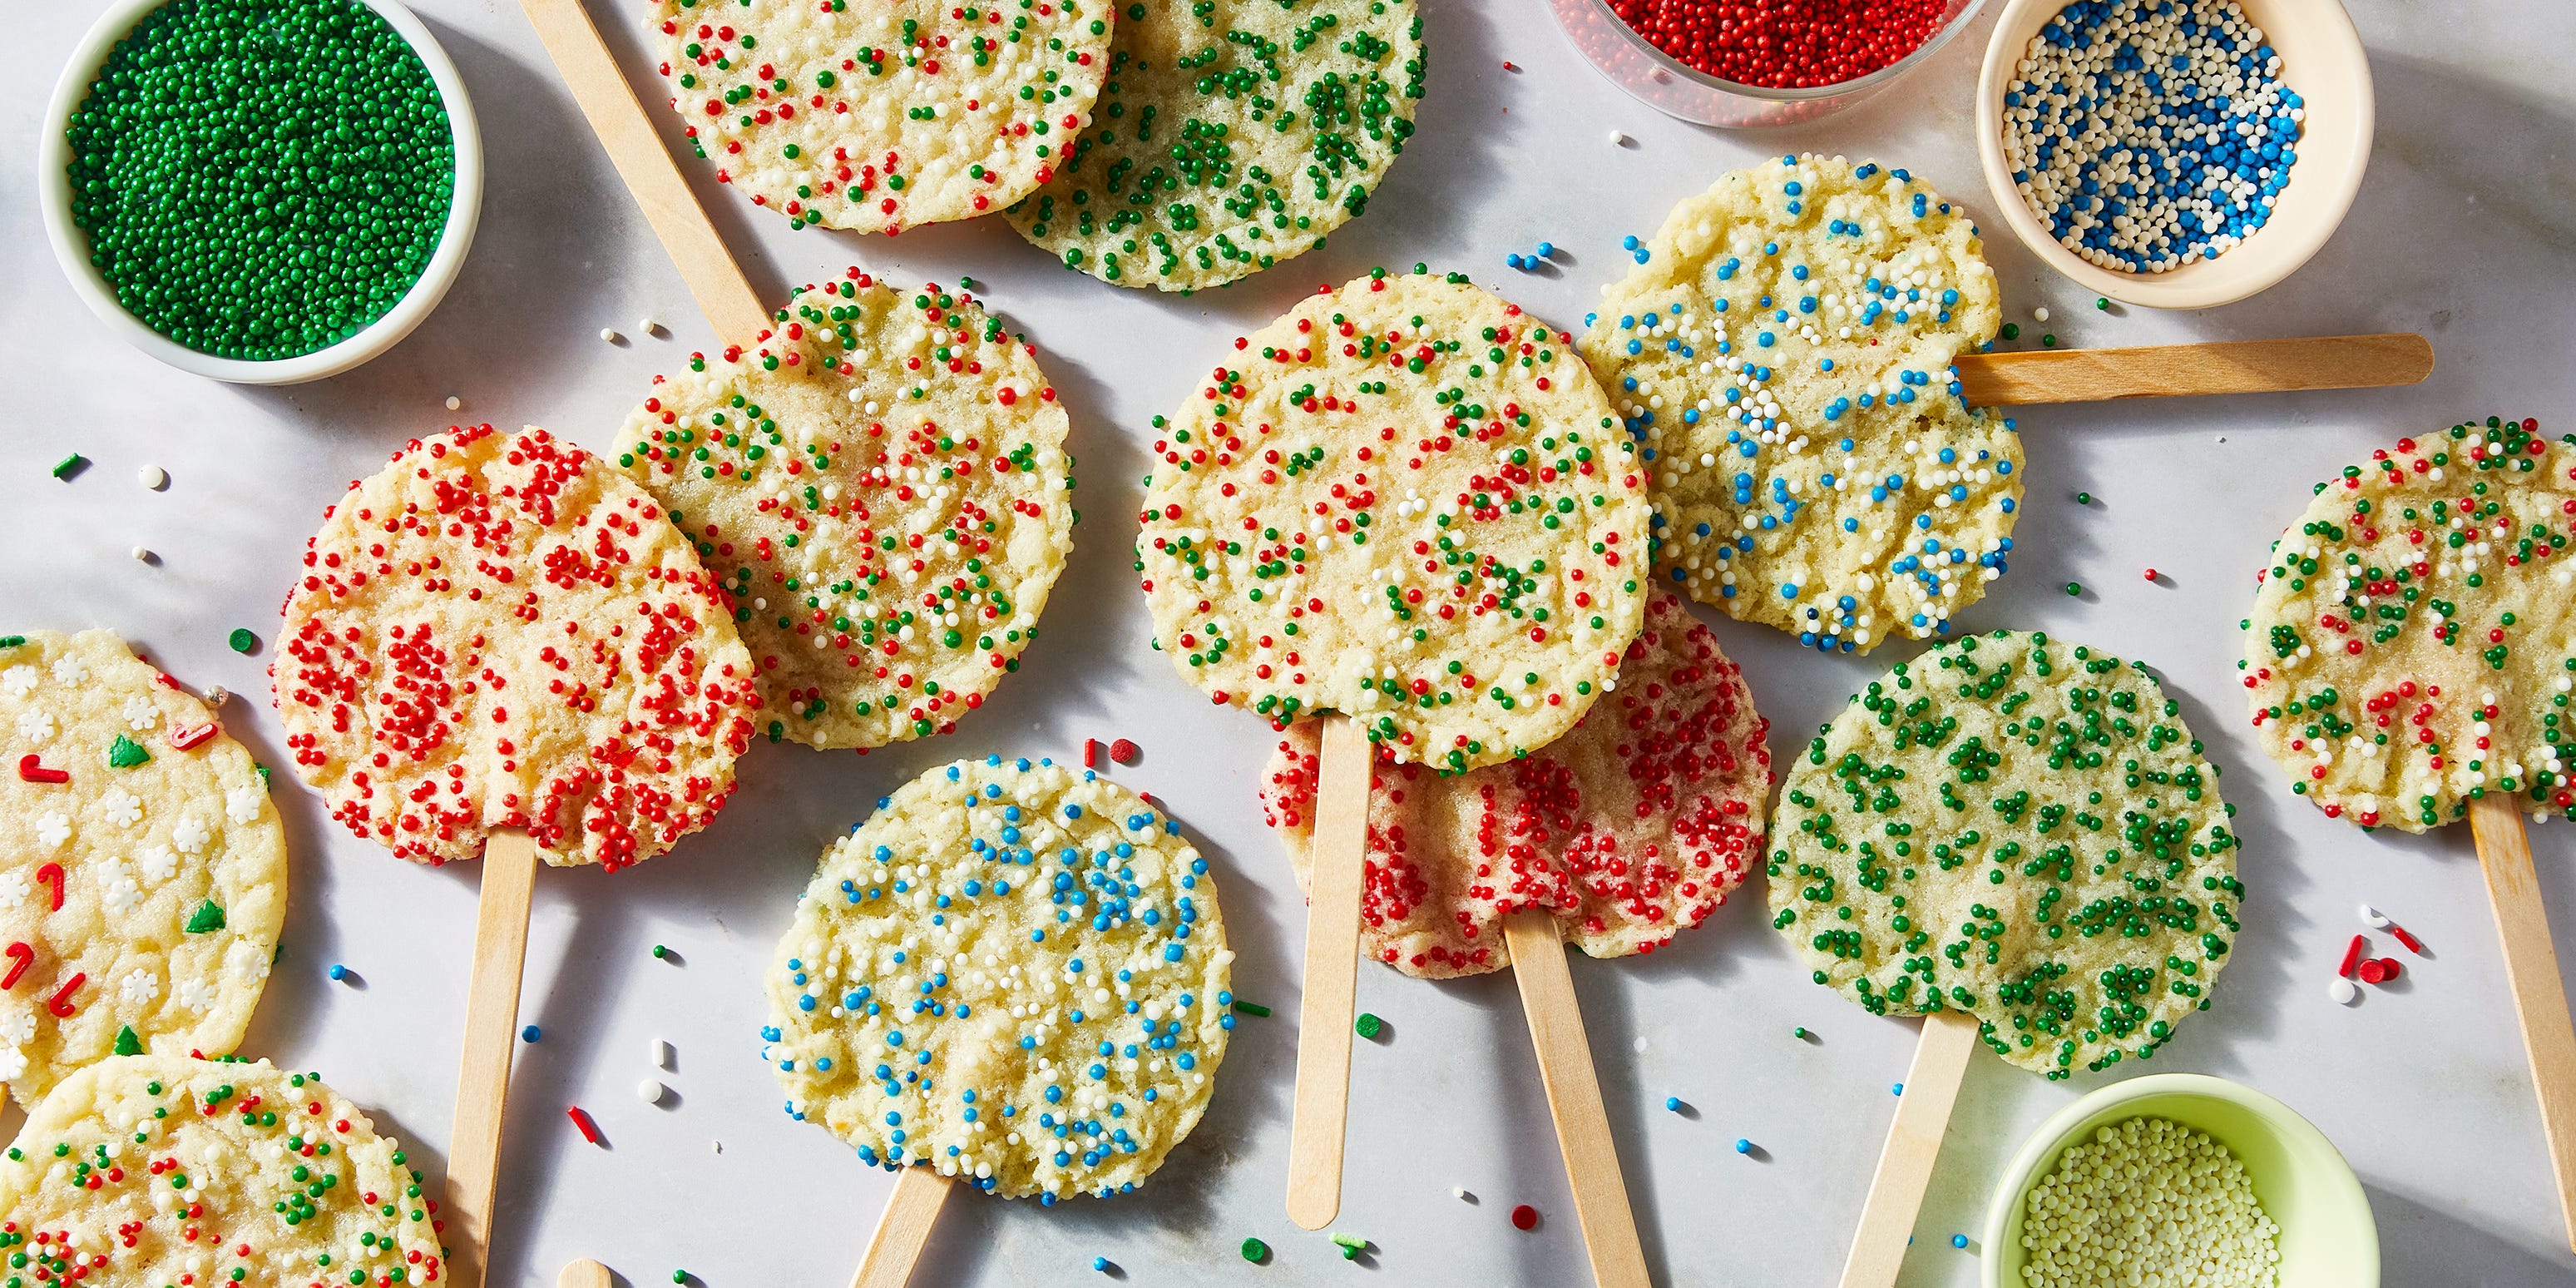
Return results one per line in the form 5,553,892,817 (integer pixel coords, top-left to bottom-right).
1975,0,2372,308
1982,1073,2378,1288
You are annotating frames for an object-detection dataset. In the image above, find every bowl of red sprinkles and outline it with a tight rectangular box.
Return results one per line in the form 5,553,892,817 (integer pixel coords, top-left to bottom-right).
1550,0,1987,127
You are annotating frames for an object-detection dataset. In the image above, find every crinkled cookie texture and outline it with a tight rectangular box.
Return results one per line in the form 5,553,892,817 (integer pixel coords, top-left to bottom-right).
276,424,759,870
2243,416,2576,831
0,1055,446,1285
0,632,284,1108
1769,631,2245,1078
652,0,1111,231
1584,155,2017,654
1137,271,1649,773
1263,592,1769,978
1007,0,1425,290
764,756,1232,1199
619,275,1075,750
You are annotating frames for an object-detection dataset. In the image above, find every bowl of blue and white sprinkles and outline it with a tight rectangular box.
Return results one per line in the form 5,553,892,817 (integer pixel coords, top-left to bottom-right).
1976,0,2372,308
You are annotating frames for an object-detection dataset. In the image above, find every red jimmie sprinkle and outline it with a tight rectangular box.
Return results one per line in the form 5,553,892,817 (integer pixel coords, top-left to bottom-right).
1604,0,1951,89
2336,934,2366,978
567,1105,604,1144
1510,1203,1539,1231
2387,922,2426,955
1083,738,1101,770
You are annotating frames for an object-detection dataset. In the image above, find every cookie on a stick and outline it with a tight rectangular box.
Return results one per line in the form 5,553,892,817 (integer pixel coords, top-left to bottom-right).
1136,268,1649,1257
2242,415,2576,1250
276,424,759,1281
764,755,1234,1284
1770,630,2245,1288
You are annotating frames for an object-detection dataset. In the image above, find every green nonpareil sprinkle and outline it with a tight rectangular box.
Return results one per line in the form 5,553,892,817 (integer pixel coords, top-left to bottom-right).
1240,1237,1268,1263
1353,1012,1383,1038
228,627,258,654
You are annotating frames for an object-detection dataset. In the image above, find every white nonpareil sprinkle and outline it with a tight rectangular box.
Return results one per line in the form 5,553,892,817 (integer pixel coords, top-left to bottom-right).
138,465,168,490
2019,1115,2281,1288
445,395,462,411
1608,129,1629,146
641,318,665,336
131,547,155,564
2033,306,2051,324
601,328,623,344
2326,975,2358,1005
639,1078,666,1104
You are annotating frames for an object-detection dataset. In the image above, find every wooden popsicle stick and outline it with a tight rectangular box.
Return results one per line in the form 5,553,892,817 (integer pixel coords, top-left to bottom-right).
558,1259,613,1288
848,1167,955,1288
1954,333,2432,406
2469,794,2576,1254
1835,1008,1981,1288
517,0,770,344
1502,911,1650,1288
447,828,541,1288
1287,713,1371,1230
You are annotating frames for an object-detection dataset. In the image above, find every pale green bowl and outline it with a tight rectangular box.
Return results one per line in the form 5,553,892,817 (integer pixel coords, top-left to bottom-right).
1981,1073,2379,1288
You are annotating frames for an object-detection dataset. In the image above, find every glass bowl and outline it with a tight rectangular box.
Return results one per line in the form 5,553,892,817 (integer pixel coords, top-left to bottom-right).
1545,0,1987,128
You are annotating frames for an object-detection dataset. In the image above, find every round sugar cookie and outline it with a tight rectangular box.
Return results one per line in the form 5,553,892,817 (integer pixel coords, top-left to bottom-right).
1581,155,2018,653
763,755,1232,1199
0,1055,445,1284
0,632,284,1108
1768,631,2246,1078
1261,592,1770,978
652,0,1113,232
276,424,760,871
1006,0,1426,290
618,275,1075,750
2242,416,2576,830
1136,270,1650,773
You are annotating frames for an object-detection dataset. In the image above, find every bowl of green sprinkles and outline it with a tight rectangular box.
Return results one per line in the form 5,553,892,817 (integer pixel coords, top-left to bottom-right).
39,0,481,384
1982,1073,2379,1288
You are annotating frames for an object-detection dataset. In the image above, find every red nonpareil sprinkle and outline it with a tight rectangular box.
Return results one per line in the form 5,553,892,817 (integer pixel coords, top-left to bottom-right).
2336,934,2365,978
1604,0,1951,89
2142,568,2159,582
1110,737,1140,765
16,755,67,785
1501,60,1519,72
567,1106,604,1144
2357,958,2388,985
2388,922,2426,955
1510,1203,1538,1231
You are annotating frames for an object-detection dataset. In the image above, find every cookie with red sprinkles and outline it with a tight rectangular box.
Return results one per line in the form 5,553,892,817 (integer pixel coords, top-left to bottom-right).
617,273,1075,750
0,632,285,1108
650,0,1113,231
0,1054,445,1283
275,424,759,871
2242,416,2576,830
1261,592,1770,978
1136,268,1650,773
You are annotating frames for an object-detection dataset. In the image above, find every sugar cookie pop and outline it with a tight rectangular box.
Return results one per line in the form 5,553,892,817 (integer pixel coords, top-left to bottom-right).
1770,630,2243,1288
0,1055,445,1283
764,755,1232,1283
0,632,285,1107
2242,415,2576,1251
1580,156,2020,653
276,424,759,1281
616,271,1076,750
1136,267,1649,1246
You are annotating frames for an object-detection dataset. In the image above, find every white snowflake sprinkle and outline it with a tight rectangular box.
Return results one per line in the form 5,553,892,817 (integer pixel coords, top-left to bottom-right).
224,784,263,825
14,710,54,743
100,789,143,828
33,813,70,850
0,666,36,698
136,845,179,884
48,656,87,687
121,696,160,732
171,815,210,855
117,968,160,1007
176,980,214,1011
101,869,142,914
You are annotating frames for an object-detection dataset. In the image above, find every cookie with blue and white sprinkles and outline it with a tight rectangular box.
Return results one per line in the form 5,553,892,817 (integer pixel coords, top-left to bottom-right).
762,755,1233,1200
1581,156,2015,653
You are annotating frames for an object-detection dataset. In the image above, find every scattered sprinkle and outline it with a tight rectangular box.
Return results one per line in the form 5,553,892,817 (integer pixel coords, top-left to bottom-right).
2075,491,2093,505
1230,999,1272,1018
601,328,623,344
52,454,88,481
2388,922,2425,955
2094,297,2111,310
1510,1205,1538,1231
328,964,348,982
1241,1237,1268,1263
1453,1187,1474,1202
2326,976,2357,1005
2143,567,2159,582
138,465,168,490
2336,934,2365,978
652,944,670,960
1733,1138,1752,1155
1664,1097,1684,1112
641,318,664,336
227,628,258,655
2357,958,2388,985
1110,737,1140,765
639,1078,666,1104
2001,322,2022,340
2035,307,2051,323
1792,1026,1811,1040
1501,60,1519,72
2040,334,2058,347
1952,1234,1970,1249
655,1038,675,1068
445,395,462,411
1090,1256,1110,1272
566,1105,603,1144
1892,1082,1905,1096
2064,582,2083,597
1083,738,1102,769
1354,1012,1384,1039
2360,904,2389,928
522,1024,541,1043
1331,1233,1367,1260
1608,129,1628,146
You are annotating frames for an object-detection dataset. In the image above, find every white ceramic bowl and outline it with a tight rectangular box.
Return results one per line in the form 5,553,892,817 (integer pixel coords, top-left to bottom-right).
1975,0,2372,309
37,0,483,384
1549,0,1987,129
1982,1073,2380,1288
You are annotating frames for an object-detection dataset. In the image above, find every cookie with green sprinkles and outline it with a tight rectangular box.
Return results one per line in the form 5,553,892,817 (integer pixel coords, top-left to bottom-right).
617,272,1075,750
2242,416,2576,830
1581,156,2017,654
761,755,1233,1200
0,632,285,1108
1768,630,2245,1078
0,1055,445,1283
650,0,1113,232
1005,0,1426,290
1137,269,1649,773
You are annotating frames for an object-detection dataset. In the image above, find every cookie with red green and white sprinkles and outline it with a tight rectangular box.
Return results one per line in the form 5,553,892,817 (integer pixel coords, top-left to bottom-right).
617,273,1075,750
1006,0,1426,290
276,424,760,871
1137,269,1649,773
651,0,1112,231
1261,592,1769,978
0,632,284,1108
0,1055,444,1285
1582,156,2017,654
762,755,1232,1200
1768,631,2245,1078
2242,416,2576,830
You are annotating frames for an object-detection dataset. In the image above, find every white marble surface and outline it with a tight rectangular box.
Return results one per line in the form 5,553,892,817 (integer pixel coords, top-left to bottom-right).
7,1,2576,1284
